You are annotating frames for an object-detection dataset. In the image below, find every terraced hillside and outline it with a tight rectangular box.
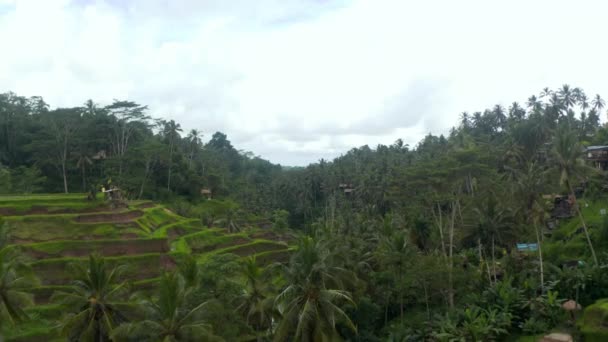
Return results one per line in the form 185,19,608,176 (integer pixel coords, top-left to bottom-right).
0,193,293,341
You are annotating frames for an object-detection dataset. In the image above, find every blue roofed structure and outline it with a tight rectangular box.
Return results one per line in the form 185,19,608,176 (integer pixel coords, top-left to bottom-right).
516,243,538,252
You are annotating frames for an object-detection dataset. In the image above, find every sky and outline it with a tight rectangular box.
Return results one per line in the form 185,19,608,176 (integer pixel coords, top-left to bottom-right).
1,0,608,166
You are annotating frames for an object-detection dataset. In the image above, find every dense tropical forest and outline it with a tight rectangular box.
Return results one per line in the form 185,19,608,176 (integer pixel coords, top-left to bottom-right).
2,85,608,341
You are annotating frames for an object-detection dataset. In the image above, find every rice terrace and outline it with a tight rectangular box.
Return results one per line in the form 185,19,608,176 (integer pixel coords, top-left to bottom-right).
0,193,293,341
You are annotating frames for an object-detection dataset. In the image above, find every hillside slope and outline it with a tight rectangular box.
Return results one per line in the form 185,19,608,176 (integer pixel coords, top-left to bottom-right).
0,193,292,341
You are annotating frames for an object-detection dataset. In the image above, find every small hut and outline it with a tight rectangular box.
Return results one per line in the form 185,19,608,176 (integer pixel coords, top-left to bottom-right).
91,150,107,160
201,188,212,200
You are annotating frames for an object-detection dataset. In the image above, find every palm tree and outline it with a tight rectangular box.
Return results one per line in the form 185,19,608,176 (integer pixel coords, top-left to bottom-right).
237,257,275,340
558,84,575,109
274,237,356,341
504,163,547,290
550,126,598,265
187,129,202,169
379,229,411,320
75,151,92,192
0,222,38,327
460,112,470,129
540,87,552,99
467,192,515,284
52,254,128,341
493,104,507,129
592,94,605,113
163,119,183,191
578,94,589,111
112,271,216,342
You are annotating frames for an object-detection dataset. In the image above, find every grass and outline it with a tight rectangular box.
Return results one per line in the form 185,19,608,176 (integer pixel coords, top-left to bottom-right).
31,253,172,285
150,219,203,238
250,248,294,265
185,232,251,252
20,237,168,258
198,239,288,262
4,218,145,241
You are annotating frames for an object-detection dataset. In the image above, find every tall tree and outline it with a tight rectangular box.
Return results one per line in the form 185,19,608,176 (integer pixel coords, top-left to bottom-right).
162,119,183,191
187,129,203,169
53,255,128,341
112,272,217,342
106,100,150,177
551,126,598,265
274,237,356,341
0,222,38,327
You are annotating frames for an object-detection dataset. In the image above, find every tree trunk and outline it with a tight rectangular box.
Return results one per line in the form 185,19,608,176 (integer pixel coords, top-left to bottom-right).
81,164,87,192
567,181,598,265
533,218,545,292
448,201,456,309
492,236,497,284
138,159,151,199
423,283,430,320
62,161,68,193
167,140,173,191
434,203,447,261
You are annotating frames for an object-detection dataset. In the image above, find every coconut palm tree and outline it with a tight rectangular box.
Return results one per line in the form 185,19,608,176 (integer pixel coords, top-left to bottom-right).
592,94,605,113
466,192,515,284
376,229,411,321
237,257,275,340
578,93,589,111
558,84,576,109
162,119,183,191
52,254,128,341
112,271,216,342
187,129,203,169
273,237,356,341
540,87,553,99
75,151,92,192
504,163,548,290
550,126,598,265
0,222,38,327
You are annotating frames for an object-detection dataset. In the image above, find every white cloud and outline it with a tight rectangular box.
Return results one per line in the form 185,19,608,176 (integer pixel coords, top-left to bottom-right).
1,0,607,165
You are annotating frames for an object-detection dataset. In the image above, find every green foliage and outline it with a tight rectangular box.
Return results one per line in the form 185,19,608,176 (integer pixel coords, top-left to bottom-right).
52,255,128,341
272,209,289,231
274,237,357,341
112,271,219,342
578,298,608,342
0,222,39,328
4,85,608,340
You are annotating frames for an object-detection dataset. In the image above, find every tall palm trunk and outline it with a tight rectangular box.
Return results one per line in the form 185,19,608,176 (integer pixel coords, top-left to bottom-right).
81,164,87,192
448,201,456,309
492,236,497,284
167,140,173,191
533,218,544,292
61,161,68,193
138,158,152,199
567,181,598,265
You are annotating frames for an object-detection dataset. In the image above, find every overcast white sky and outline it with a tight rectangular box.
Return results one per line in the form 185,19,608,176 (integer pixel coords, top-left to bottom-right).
1,0,607,165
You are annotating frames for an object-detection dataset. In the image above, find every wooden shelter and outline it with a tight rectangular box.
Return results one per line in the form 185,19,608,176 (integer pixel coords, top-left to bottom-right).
586,145,608,170
200,188,212,200
91,150,107,160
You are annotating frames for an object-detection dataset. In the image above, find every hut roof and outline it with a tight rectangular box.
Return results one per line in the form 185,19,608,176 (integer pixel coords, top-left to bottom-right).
561,300,581,311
